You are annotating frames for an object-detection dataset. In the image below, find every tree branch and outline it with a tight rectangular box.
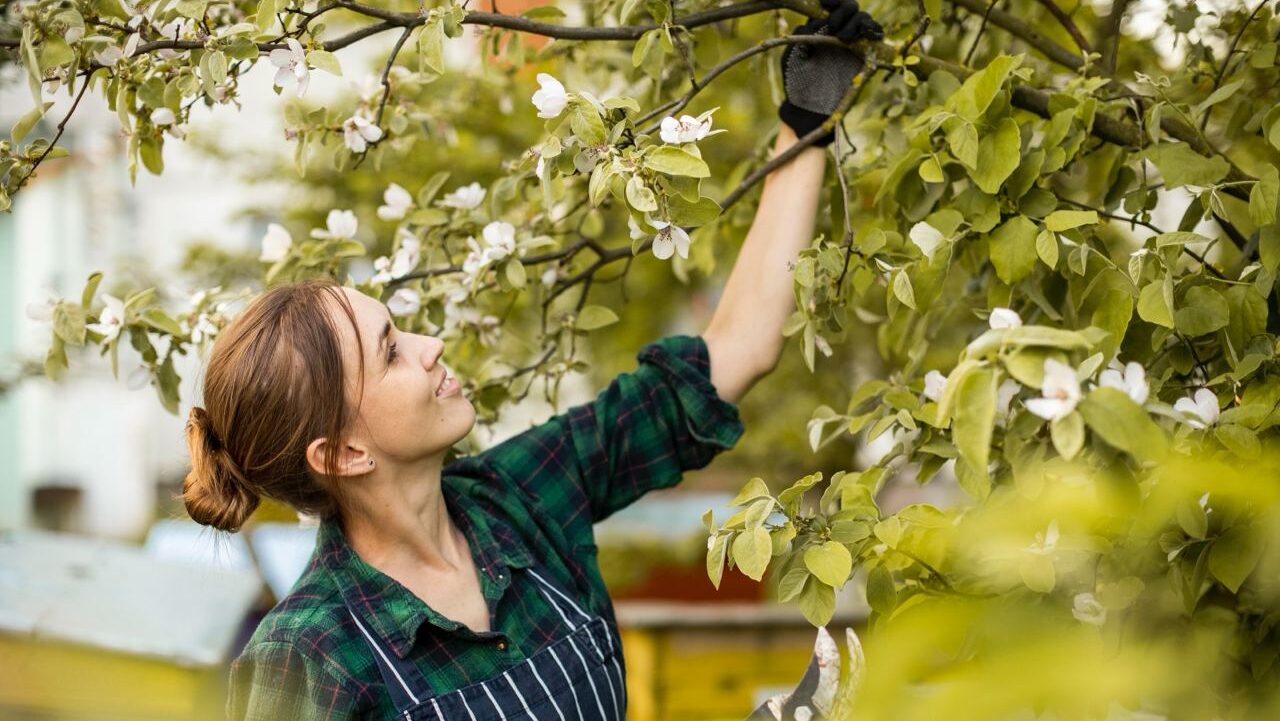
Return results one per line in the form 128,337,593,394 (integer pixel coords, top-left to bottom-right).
1032,0,1091,54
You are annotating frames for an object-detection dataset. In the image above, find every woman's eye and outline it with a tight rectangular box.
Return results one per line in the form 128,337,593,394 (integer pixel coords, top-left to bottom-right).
388,342,398,363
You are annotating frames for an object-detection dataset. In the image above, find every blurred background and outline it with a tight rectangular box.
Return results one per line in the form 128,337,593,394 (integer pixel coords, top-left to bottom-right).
0,3,901,720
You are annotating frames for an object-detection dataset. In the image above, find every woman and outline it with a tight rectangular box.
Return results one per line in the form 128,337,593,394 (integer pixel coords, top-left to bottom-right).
195,4,881,719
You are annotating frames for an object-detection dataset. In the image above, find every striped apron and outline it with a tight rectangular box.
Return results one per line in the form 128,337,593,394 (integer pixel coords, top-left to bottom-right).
343,565,627,721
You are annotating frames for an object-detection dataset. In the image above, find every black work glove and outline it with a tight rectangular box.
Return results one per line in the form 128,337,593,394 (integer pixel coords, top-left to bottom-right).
778,0,885,146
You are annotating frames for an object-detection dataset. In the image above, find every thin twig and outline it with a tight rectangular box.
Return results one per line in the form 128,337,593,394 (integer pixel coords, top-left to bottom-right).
1032,0,1090,54
1200,0,1267,133
13,77,92,193
963,0,1001,66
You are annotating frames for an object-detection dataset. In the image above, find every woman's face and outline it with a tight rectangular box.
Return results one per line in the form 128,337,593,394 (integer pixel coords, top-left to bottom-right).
326,287,476,467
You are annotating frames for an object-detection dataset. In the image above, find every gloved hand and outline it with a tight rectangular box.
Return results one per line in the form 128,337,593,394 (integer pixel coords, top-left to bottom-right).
778,0,885,146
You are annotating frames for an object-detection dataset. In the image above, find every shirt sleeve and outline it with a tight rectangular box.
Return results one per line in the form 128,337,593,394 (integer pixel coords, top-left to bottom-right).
478,334,744,527
226,640,358,721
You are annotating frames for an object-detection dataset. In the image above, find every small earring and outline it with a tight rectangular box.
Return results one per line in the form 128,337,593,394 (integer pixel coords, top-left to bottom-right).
368,459,375,466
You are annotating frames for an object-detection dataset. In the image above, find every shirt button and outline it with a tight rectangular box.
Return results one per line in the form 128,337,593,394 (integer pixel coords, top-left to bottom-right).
496,639,508,651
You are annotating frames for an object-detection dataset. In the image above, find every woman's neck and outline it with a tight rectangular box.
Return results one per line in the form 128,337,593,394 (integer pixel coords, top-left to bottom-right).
339,458,469,575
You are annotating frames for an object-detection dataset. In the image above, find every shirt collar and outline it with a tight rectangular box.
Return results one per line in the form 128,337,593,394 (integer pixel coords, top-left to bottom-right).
317,475,534,658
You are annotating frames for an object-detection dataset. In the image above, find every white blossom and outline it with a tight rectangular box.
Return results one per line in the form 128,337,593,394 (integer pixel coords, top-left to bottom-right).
376,183,413,221
189,314,219,344
342,115,383,153
481,221,517,261
150,107,176,126
440,182,486,210
476,314,501,346
1099,360,1149,405
259,223,292,262
63,26,84,44
659,114,712,144
531,73,568,119
996,378,1022,419
628,216,647,240
386,288,421,317
1025,358,1081,421
1026,520,1059,555
310,210,358,241
269,37,309,97
86,294,126,342
909,221,945,258
94,45,125,67
26,293,57,323
651,220,690,260
923,370,947,402
1174,388,1220,429
540,266,559,287
1072,592,1107,626
989,307,1023,329
461,237,489,281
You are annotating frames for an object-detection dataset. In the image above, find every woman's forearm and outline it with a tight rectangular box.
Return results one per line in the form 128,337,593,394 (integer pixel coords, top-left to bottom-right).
705,124,828,403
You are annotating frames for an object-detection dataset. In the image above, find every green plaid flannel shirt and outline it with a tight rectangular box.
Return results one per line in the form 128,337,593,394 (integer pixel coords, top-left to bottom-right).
226,335,744,720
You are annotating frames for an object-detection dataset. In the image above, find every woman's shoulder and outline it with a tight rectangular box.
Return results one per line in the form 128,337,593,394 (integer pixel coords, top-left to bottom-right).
246,569,349,649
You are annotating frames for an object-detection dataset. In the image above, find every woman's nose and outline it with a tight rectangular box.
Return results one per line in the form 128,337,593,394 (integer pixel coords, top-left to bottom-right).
421,336,445,369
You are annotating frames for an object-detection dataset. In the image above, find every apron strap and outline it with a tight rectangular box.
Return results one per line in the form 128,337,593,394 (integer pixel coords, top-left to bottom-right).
343,600,434,716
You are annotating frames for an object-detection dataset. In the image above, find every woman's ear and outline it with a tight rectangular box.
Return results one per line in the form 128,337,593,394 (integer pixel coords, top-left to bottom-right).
305,436,374,477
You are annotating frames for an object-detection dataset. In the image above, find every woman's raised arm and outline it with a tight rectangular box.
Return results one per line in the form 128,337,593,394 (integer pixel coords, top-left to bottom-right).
703,0,882,405
703,125,827,404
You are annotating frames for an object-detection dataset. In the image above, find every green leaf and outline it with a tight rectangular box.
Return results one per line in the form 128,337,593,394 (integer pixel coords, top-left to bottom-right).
44,335,68,381
892,271,916,309
666,195,721,226
731,477,772,506
798,577,836,626
521,5,566,19
142,308,183,336
307,50,342,76
1175,497,1208,539
804,541,853,588
80,272,103,309
574,304,619,331
776,563,809,603
1208,524,1266,593
1044,210,1098,232
731,527,772,582
1137,280,1174,328
1036,228,1058,269
1175,286,1229,337
1249,165,1279,227
706,534,727,589
52,302,87,346
625,174,657,212
1050,411,1085,460
949,54,1021,121
865,565,897,614
970,117,1021,194
946,121,979,168
953,366,996,494
1019,554,1056,593
1215,424,1261,459
418,20,445,74
1142,142,1230,189
1078,387,1168,461
255,0,279,32
570,103,607,145
1154,231,1213,248
11,101,52,144
504,259,526,289
644,146,710,178
989,215,1038,283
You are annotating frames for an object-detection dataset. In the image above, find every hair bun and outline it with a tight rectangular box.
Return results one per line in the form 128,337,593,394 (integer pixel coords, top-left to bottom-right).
183,406,259,533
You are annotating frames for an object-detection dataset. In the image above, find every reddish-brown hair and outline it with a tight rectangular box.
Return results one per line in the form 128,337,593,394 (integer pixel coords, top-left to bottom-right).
182,278,368,532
